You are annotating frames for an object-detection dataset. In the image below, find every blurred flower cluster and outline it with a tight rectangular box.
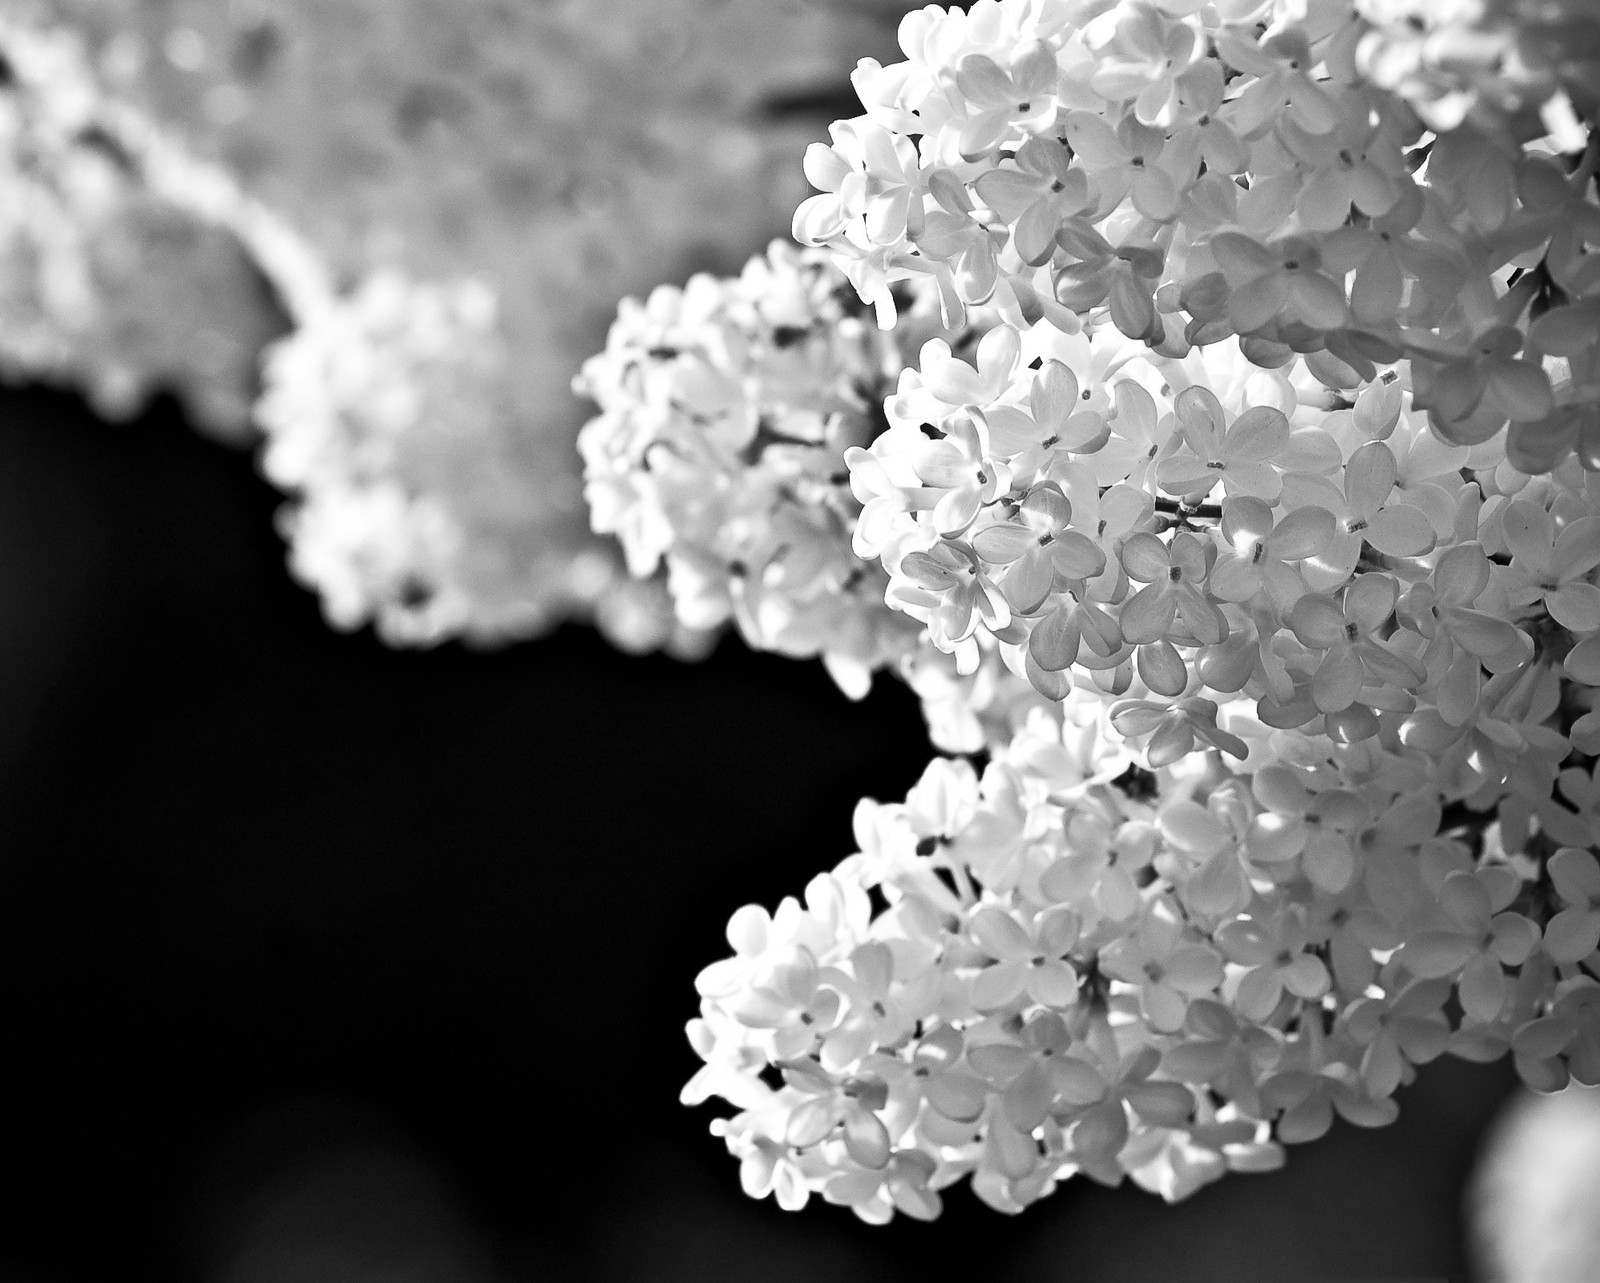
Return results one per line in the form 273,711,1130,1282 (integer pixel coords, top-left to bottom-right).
645,0,1600,1223
0,15,284,436
261,270,711,651
1356,0,1600,144
0,0,916,646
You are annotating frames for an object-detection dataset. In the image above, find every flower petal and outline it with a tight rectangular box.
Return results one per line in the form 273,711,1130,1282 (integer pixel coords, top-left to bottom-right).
1549,582,1600,632
1365,505,1436,557
1225,406,1291,462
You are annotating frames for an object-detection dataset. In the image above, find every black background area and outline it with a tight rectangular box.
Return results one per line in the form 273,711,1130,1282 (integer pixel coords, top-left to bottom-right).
0,385,1515,1282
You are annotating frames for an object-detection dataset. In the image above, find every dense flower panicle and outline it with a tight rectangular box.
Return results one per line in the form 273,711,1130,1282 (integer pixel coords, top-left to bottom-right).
667,0,1600,1225
577,243,1069,742
687,707,1599,1221
578,242,974,699
793,0,1600,469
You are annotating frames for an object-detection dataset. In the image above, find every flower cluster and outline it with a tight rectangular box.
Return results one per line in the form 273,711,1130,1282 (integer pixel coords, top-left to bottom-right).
577,242,950,696
673,0,1600,1225
795,0,1600,473
258,269,705,655
687,714,1599,1223
0,16,283,437
4,0,932,647
848,320,1589,764
579,242,1073,745
1355,0,1600,146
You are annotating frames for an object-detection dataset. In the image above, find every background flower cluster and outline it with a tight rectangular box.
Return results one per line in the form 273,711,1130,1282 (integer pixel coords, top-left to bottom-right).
0,0,922,649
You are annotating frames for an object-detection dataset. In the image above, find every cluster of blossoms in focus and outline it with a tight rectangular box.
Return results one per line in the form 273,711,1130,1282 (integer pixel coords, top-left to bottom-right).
796,0,1600,471
681,313,1600,1217
578,241,1055,745
576,243,930,695
571,0,1600,1224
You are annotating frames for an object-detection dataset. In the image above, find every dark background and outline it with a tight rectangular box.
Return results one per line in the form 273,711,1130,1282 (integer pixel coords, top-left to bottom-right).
0,385,1517,1282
